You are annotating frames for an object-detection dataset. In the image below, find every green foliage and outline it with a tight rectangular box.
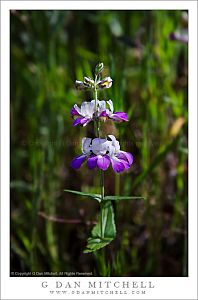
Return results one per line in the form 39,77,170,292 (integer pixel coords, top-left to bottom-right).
84,201,116,253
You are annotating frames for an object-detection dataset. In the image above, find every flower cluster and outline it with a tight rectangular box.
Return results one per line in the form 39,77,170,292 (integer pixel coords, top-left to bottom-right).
75,76,113,90
71,99,128,126
71,62,133,174
71,135,133,173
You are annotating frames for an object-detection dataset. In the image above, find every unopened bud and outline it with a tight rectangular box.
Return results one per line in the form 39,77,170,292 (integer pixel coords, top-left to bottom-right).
95,62,104,75
75,80,86,90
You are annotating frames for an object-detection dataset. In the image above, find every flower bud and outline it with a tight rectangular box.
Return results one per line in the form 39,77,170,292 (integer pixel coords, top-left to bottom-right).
75,80,86,90
75,77,95,90
95,62,104,75
83,77,95,88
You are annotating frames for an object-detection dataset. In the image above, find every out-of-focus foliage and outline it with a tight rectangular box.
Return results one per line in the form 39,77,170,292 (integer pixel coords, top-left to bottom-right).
11,10,188,276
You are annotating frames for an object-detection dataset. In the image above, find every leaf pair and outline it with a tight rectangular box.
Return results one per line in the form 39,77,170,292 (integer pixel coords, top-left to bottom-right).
64,189,145,253
64,189,145,203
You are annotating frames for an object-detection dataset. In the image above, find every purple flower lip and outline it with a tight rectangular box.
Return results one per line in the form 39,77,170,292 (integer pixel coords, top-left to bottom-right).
72,151,133,173
71,107,79,116
71,154,86,169
100,111,129,122
71,136,133,173
73,117,91,126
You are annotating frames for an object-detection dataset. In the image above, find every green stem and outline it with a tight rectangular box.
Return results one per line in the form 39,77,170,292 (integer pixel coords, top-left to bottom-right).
94,74,104,237
115,173,120,196
100,170,105,238
94,87,98,110
100,170,105,200
94,85,100,138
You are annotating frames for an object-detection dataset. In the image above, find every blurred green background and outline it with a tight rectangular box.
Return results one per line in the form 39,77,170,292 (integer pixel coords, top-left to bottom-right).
11,10,188,276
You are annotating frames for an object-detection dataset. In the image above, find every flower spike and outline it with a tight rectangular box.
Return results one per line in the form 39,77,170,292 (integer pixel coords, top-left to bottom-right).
67,62,137,253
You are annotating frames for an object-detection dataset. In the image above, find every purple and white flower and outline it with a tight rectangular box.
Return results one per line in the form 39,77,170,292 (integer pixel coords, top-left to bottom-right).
96,77,113,89
70,137,92,169
71,135,133,173
75,77,95,90
99,100,129,122
71,101,96,126
71,100,128,126
169,31,188,43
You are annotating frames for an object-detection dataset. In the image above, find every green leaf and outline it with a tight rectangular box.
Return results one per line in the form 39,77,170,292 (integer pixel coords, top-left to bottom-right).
104,196,145,201
84,201,116,253
84,238,113,253
64,189,101,202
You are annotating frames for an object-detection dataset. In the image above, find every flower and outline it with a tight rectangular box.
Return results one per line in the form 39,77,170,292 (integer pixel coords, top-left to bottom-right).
71,100,128,126
96,77,113,89
99,100,129,122
75,77,95,90
71,135,133,173
70,137,92,169
71,101,96,126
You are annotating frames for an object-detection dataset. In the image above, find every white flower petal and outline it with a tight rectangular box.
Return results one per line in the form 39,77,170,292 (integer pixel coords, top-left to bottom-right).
107,135,120,154
98,100,106,113
107,100,114,113
92,138,107,147
108,134,116,142
80,102,89,116
89,101,96,115
82,137,92,155
91,138,110,155
114,141,120,153
107,144,115,158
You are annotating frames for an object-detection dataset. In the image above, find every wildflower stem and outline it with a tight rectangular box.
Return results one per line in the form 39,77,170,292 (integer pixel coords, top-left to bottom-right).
100,170,105,238
94,80,100,137
101,171,105,200
94,74,104,238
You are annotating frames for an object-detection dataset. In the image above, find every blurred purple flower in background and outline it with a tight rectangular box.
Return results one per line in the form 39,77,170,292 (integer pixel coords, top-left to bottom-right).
169,31,188,43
